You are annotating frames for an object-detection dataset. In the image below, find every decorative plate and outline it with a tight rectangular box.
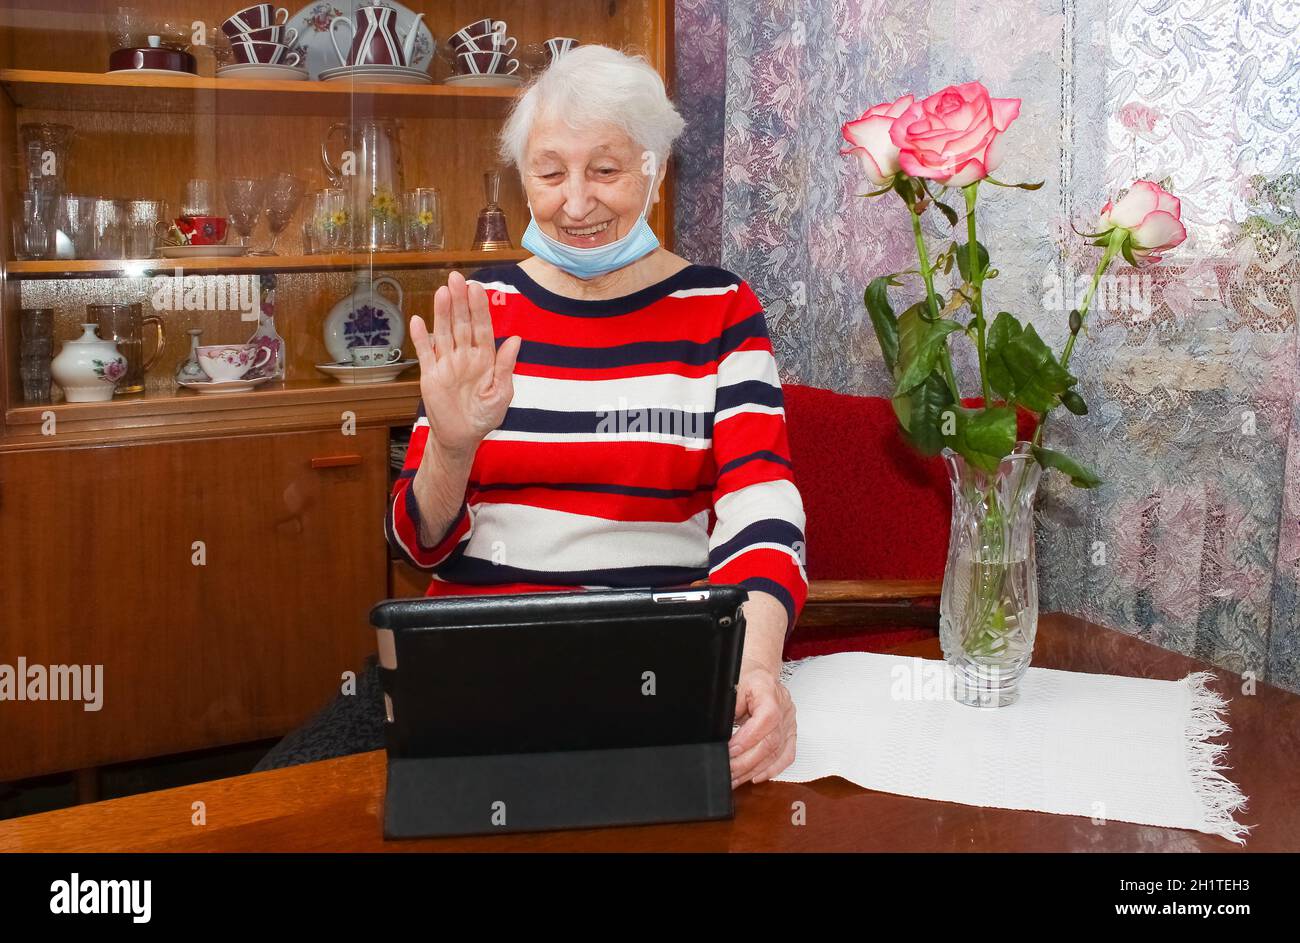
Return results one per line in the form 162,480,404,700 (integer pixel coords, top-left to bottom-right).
315,359,417,384
319,64,433,85
177,375,274,394
217,63,310,81
441,72,523,88
159,245,247,258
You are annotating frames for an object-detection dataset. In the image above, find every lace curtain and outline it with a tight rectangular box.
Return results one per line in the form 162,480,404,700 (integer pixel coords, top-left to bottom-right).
673,0,1300,691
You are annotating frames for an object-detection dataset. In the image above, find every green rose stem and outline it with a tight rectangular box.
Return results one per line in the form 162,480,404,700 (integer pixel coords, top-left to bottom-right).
1030,226,1125,448
908,200,961,401
963,182,993,405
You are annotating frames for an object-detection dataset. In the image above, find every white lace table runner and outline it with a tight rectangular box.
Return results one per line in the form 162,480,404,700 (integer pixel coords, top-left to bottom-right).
772,653,1249,844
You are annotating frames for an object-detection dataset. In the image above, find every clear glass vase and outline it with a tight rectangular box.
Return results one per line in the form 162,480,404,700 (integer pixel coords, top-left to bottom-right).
939,440,1042,708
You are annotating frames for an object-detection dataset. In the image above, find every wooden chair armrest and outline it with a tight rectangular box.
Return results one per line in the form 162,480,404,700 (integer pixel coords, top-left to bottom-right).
799,578,943,630
806,578,943,605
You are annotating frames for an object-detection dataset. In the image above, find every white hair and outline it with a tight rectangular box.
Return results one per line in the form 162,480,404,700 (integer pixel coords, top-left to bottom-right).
497,45,685,180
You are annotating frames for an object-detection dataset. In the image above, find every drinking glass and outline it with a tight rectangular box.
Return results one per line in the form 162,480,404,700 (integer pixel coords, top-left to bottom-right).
56,194,97,259
309,188,349,254
125,199,165,258
13,189,58,260
19,307,54,403
253,172,303,256
183,178,215,216
89,197,126,260
224,177,264,249
403,187,444,251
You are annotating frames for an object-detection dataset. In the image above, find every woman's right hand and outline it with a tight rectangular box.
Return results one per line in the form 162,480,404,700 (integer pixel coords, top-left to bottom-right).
409,270,522,456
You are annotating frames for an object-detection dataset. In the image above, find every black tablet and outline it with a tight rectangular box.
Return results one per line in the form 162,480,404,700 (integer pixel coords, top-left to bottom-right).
369,584,748,838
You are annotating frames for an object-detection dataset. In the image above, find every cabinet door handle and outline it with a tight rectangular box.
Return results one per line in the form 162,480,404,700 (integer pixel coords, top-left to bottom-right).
311,454,363,469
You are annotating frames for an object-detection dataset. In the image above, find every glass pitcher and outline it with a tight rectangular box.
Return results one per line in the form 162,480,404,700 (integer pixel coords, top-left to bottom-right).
321,118,406,252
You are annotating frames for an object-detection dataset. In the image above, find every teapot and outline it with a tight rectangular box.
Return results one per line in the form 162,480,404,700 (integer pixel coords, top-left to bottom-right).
330,6,425,67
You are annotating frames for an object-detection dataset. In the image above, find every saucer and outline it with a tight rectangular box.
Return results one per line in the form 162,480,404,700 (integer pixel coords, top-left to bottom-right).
217,63,309,81
106,67,197,77
178,375,274,394
442,72,523,88
159,245,247,258
319,64,433,85
315,359,417,385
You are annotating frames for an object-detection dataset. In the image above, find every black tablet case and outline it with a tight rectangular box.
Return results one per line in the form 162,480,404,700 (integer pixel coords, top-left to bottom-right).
370,585,747,838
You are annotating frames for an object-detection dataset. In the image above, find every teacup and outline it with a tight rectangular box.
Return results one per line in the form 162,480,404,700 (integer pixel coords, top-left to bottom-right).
155,215,228,246
449,18,507,49
456,50,519,75
231,24,298,46
222,4,289,38
349,345,402,367
197,343,273,382
229,39,301,66
454,32,517,55
544,37,579,61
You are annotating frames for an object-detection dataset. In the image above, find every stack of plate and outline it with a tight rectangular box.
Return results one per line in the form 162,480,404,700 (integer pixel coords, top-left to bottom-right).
217,62,308,81
443,72,522,88
319,64,433,85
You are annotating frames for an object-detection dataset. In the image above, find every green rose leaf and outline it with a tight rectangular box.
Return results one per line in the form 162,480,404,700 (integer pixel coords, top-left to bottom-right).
947,405,1017,474
1031,445,1102,488
895,302,962,396
955,240,990,284
864,275,901,373
985,312,1078,413
892,370,955,455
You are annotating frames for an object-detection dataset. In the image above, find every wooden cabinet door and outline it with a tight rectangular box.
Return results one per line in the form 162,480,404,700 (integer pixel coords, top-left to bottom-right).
0,428,388,780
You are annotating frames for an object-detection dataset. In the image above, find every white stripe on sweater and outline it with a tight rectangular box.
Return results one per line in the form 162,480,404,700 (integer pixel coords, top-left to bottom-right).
462,502,711,572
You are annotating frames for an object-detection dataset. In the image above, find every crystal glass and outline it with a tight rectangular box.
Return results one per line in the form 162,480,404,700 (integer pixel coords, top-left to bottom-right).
183,178,215,216
308,188,349,254
224,177,264,249
403,187,444,251
20,122,74,192
19,307,54,403
12,189,58,260
125,198,165,258
89,197,126,260
56,194,97,259
938,441,1042,708
252,172,303,256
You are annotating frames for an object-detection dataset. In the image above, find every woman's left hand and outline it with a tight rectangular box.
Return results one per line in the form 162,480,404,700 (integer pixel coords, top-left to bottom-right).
729,660,796,787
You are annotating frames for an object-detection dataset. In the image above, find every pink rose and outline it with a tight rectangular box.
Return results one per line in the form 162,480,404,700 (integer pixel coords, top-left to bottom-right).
840,94,914,187
1099,180,1186,264
888,81,1021,187
1117,102,1159,133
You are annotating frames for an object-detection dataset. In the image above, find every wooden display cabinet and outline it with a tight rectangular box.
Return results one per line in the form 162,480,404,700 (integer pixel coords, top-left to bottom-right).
0,0,675,783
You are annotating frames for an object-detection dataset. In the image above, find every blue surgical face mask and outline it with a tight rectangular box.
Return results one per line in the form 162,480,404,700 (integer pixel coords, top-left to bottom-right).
520,178,659,280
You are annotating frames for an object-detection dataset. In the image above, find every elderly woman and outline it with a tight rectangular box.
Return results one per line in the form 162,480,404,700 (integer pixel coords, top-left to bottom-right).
260,46,807,789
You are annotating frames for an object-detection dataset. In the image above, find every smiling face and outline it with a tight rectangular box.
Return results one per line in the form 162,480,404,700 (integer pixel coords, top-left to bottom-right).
522,110,657,249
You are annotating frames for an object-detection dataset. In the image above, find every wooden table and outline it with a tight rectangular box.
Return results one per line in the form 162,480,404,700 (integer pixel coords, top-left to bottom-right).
2,613,1296,852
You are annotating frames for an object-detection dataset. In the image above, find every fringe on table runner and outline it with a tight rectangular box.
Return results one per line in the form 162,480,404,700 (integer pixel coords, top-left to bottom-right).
1181,671,1250,845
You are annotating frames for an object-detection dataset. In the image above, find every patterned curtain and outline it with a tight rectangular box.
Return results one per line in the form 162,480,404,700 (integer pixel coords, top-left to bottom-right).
673,0,1300,692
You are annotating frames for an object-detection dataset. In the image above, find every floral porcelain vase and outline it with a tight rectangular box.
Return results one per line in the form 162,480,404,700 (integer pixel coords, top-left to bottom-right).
51,323,128,402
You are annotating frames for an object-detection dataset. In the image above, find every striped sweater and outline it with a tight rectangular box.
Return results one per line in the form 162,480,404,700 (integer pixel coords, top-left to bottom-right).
384,262,808,632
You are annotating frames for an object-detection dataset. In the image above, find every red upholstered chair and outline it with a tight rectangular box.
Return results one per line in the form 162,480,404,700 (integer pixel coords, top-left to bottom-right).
782,384,1037,660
